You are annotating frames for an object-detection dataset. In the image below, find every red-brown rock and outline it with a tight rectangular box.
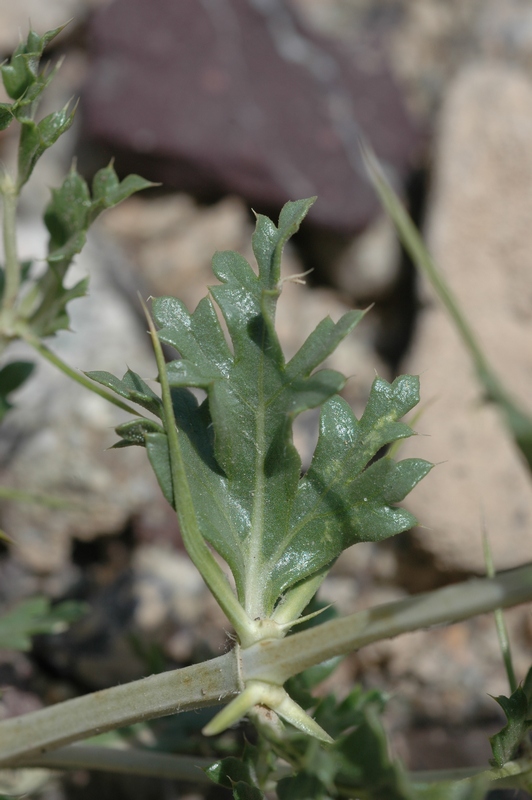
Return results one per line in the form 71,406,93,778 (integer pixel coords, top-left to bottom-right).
83,0,422,233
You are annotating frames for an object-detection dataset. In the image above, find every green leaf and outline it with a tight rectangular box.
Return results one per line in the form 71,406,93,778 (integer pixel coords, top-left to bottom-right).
20,163,154,339
99,199,429,621
1,23,67,101
334,705,413,800
1,43,35,100
145,432,174,506
17,103,77,189
86,369,162,416
45,166,92,254
0,103,13,131
26,273,89,337
90,163,156,221
277,771,330,800
206,753,265,798
143,200,429,617
232,784,265,800
0,597,86,651
489,682,532,767
0,361,35,421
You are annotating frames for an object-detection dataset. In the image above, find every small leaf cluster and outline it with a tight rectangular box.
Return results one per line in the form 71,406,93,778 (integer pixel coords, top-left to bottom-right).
25,162,154,338
0,24,81,195
0,25,154,422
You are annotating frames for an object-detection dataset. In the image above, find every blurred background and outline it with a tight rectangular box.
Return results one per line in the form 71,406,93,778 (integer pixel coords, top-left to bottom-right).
1,1,532,798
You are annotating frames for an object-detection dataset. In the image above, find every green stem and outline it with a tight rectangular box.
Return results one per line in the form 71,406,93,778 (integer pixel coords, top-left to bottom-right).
1,178,20,313
24,335,142,417
143,300,254,644
482,530,517,693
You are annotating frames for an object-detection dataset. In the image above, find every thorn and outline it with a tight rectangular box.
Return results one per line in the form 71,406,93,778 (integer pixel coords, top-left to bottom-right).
277,268,314,289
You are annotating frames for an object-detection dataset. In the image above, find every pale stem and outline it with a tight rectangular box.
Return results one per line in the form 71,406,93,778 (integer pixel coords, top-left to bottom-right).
0,651,238,767
243,563,532,684
1,179,20,313
24,335,142,417
1,564,531,768
143,301,254,643
272,567,330,626
17,745,215,783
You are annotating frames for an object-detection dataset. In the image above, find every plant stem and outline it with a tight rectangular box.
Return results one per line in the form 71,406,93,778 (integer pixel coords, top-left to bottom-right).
482,529,517,693
24,335,142,417
143,299,254,644
0,651,238,767
1,564,531,767
17,745,215,783
362,143,532,469
0,178,20,313
242,562,532,685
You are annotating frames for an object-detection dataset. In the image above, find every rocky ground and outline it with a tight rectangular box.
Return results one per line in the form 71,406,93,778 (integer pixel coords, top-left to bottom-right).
1,1,532,799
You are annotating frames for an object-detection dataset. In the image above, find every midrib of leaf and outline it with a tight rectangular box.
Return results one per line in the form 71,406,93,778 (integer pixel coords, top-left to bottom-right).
244,320,269,619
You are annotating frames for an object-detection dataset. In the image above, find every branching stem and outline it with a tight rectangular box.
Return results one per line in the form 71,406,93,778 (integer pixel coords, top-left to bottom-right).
1,563,531,767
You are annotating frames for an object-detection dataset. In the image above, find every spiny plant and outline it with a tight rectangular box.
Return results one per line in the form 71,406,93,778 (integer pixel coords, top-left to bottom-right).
1,23,532,800
87,195,432,740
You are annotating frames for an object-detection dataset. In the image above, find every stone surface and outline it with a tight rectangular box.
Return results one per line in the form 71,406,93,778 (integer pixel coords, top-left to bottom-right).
328,213,401,301
0,0,109,52
0,220,166,576
83,0,422,234
400,63,532,573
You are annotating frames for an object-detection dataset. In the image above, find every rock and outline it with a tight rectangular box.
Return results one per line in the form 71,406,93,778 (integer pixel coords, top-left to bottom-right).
0,0,108,53
400,63,532,574
328,214,401,301
476,0,532,68
101,194,255,312
83,0,422,234
0,219,166,576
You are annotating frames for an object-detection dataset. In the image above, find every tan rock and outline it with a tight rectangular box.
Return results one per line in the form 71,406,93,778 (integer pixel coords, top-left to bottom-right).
401,63,532,573
102,195,254,312
0,222,163,574
0,0,109,52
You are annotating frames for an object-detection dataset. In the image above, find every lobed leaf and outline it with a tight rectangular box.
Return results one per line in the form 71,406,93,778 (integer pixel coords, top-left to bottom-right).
21,163,153,338
1,23,67,102
489,670,532,768
17,103,77,189
102,198,430,619
150,201,429,616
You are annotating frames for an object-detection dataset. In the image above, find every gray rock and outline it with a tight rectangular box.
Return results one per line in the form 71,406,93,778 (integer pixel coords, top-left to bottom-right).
401,63,532,574
0,220,164,576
